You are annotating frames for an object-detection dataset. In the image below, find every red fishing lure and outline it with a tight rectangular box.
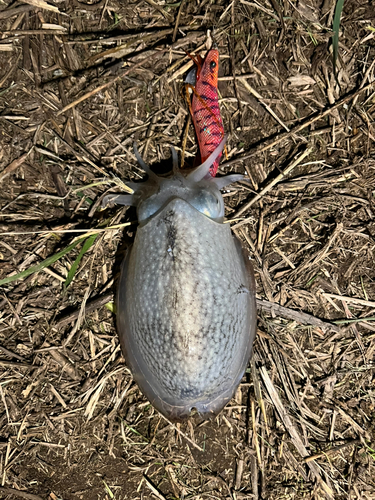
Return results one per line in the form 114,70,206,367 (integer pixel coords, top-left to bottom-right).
185,46,225,177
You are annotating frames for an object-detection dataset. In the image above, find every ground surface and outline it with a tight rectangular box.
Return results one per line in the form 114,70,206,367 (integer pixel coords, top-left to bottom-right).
1,0,375,499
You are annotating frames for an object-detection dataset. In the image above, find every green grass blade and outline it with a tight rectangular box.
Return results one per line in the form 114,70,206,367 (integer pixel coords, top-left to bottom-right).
0,235,90,287
332,0,345,75
333,316,375,325
64,234,98,288
102,480,115,499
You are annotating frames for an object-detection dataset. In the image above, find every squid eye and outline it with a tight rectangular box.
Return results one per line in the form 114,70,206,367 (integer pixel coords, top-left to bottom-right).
189,189,224,219
210,61,216,70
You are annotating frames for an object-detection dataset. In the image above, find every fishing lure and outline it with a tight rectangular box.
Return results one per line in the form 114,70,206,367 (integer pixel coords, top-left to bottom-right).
185,45,225,177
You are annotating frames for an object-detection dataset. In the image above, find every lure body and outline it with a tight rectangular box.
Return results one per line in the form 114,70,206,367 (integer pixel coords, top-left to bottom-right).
105,140,256,420
186,48,225,177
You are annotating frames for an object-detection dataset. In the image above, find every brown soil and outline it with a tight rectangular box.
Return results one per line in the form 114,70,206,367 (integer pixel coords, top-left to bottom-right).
1,0,375,499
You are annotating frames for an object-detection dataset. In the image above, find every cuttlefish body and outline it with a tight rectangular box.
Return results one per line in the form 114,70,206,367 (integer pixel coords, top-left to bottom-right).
104,138,257,420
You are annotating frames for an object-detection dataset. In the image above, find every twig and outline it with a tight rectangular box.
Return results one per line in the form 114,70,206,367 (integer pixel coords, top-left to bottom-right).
0,360,33,369
256,298,340,332
0,487,44,500
48,348,81,381
239,78,290,132
239,0,280,20
159,414,204,452
221,81,375,168
0,5,35,19
235,457,245,490
335,405,370,439
143,475,168,500
21,0,61,14
143,0,173,21
260,367,334,498
0,223,133,237
172,0,185,43
54,292,113,329
56,52,166,116
304,440,361,463
232,147,313,220
251,399,261,466
322,293,375,309
0,29,67,35
0,345,25,362
0,150,32,183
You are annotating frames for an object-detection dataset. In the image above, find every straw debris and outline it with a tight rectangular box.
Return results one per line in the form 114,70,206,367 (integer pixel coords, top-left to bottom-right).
1,0,374,498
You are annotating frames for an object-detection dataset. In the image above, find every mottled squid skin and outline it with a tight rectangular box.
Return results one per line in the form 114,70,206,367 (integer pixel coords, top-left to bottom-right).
104,139,257,420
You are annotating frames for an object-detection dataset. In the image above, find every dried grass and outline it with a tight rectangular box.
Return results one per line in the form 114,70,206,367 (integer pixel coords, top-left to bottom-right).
1,0,375,499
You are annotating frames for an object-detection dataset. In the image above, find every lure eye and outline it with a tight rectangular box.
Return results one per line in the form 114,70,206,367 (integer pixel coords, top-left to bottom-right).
210,60,216,70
